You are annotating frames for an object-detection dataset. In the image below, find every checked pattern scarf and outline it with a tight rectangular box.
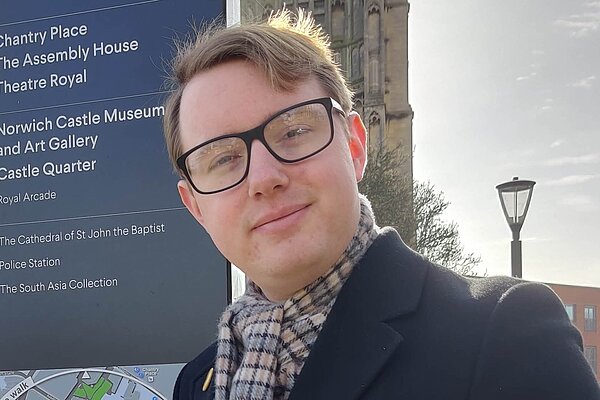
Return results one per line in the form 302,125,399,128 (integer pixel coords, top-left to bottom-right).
214,195,379,400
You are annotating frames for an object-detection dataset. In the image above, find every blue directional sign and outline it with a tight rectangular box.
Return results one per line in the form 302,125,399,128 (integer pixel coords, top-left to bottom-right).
0,1,227,398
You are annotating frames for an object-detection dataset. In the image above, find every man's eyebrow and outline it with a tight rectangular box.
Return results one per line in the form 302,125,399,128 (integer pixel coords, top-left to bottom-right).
209,102,313,139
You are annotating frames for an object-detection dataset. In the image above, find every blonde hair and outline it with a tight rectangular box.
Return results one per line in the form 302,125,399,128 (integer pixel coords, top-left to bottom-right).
163,10,353,173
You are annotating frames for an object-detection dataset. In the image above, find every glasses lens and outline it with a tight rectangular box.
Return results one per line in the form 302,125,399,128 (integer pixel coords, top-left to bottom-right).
264,102,332,161
185,137,248,193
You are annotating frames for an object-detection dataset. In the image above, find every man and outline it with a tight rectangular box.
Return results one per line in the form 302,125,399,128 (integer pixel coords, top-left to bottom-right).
163,10,599,400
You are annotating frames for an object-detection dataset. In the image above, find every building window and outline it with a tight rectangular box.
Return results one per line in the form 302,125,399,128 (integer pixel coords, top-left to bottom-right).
564,304,576,323
367,3,380,53
353,0,364,38
585,346,597,374
352,47,359,77
331,1,345,40
314,12,326,28
314,0,325,11
368,57,379,92
308,0,325,27
584,305,597,331
359,44,364,76
368,111,382,151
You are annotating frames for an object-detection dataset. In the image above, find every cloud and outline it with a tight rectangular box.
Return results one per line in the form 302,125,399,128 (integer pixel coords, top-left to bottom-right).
531,49,545,56
544,153,600,166
568,75,597,88
555,19,600,37
516,72,538,82
550,139,565,148
546,175,597,186
559,194,598,211
555,4,600,37
539,98,555,111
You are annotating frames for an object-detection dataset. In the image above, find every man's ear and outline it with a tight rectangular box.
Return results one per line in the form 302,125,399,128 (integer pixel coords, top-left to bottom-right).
177,179,205,226
346,111,368,182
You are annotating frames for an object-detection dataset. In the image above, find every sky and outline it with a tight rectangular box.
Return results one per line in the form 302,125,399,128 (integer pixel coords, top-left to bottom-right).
409,0,600,287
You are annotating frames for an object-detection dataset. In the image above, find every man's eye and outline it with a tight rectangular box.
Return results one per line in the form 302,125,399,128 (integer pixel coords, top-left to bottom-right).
283,127,311,139
209,153,242,171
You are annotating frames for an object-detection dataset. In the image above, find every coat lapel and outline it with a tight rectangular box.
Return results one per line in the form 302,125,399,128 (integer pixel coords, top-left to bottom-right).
289,229,429,400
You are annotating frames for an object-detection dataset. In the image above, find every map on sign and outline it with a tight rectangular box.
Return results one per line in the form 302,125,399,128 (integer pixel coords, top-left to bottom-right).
0,365,184,400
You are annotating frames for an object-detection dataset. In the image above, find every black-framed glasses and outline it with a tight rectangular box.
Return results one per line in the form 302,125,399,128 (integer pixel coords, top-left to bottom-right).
177,97,346,194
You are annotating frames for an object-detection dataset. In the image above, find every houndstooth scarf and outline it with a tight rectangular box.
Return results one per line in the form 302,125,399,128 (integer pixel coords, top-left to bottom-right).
214,195,379,400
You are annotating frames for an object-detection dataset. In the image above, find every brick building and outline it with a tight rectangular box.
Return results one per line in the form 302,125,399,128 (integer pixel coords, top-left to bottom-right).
547,282,599,380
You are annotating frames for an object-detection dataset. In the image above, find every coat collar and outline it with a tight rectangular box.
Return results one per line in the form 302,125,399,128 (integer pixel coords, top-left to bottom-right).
289,228,429,400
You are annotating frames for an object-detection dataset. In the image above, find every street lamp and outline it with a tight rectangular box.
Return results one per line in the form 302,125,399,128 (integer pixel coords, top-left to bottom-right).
496,177,536,278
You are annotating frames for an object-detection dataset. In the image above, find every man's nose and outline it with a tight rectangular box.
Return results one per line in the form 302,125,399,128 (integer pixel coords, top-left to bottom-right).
246,141,290,197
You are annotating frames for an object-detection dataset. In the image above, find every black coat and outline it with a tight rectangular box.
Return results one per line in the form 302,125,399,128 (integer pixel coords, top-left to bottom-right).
174,229,600,400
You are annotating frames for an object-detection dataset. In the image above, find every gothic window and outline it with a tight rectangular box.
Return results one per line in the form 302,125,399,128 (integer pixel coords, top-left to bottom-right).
352,47,359,77
359,43,364,76
369,57,379,92
314,0,326,13
367,2,380,93
368,111,382,150
354,98,364,118
315,14,325,26
314,0,326,28
367,2,380,52
353,0,364,38
368,111,380,125
332,0,346,39
367,2,380,14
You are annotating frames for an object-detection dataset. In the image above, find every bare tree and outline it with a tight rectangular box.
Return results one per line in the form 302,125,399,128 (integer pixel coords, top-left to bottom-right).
359,146,482,275
413,181,482,275
359,146,415,245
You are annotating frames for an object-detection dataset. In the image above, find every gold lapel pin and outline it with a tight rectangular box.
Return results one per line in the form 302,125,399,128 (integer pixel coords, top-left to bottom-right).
202,367,214,392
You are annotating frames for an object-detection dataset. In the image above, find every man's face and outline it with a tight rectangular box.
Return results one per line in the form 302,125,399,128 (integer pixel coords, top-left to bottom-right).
177,60,367,301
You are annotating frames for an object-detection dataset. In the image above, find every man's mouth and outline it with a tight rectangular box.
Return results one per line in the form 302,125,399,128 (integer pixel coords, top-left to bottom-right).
252,204,311,231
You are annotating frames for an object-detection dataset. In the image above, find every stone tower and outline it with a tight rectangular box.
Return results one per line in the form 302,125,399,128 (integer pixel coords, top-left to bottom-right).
240,0,413,181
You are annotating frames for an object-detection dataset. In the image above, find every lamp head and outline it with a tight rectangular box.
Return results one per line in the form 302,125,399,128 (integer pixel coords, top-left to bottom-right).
496,176,536,235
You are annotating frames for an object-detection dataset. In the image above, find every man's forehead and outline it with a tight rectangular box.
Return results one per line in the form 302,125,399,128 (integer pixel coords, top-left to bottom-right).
179,62,326,145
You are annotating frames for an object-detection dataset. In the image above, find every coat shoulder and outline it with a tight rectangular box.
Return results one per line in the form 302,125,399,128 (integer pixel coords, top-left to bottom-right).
173,342,217,400
427,261,555,312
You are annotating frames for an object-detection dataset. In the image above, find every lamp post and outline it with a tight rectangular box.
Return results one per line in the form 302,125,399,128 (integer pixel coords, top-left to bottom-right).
496,177,536,278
